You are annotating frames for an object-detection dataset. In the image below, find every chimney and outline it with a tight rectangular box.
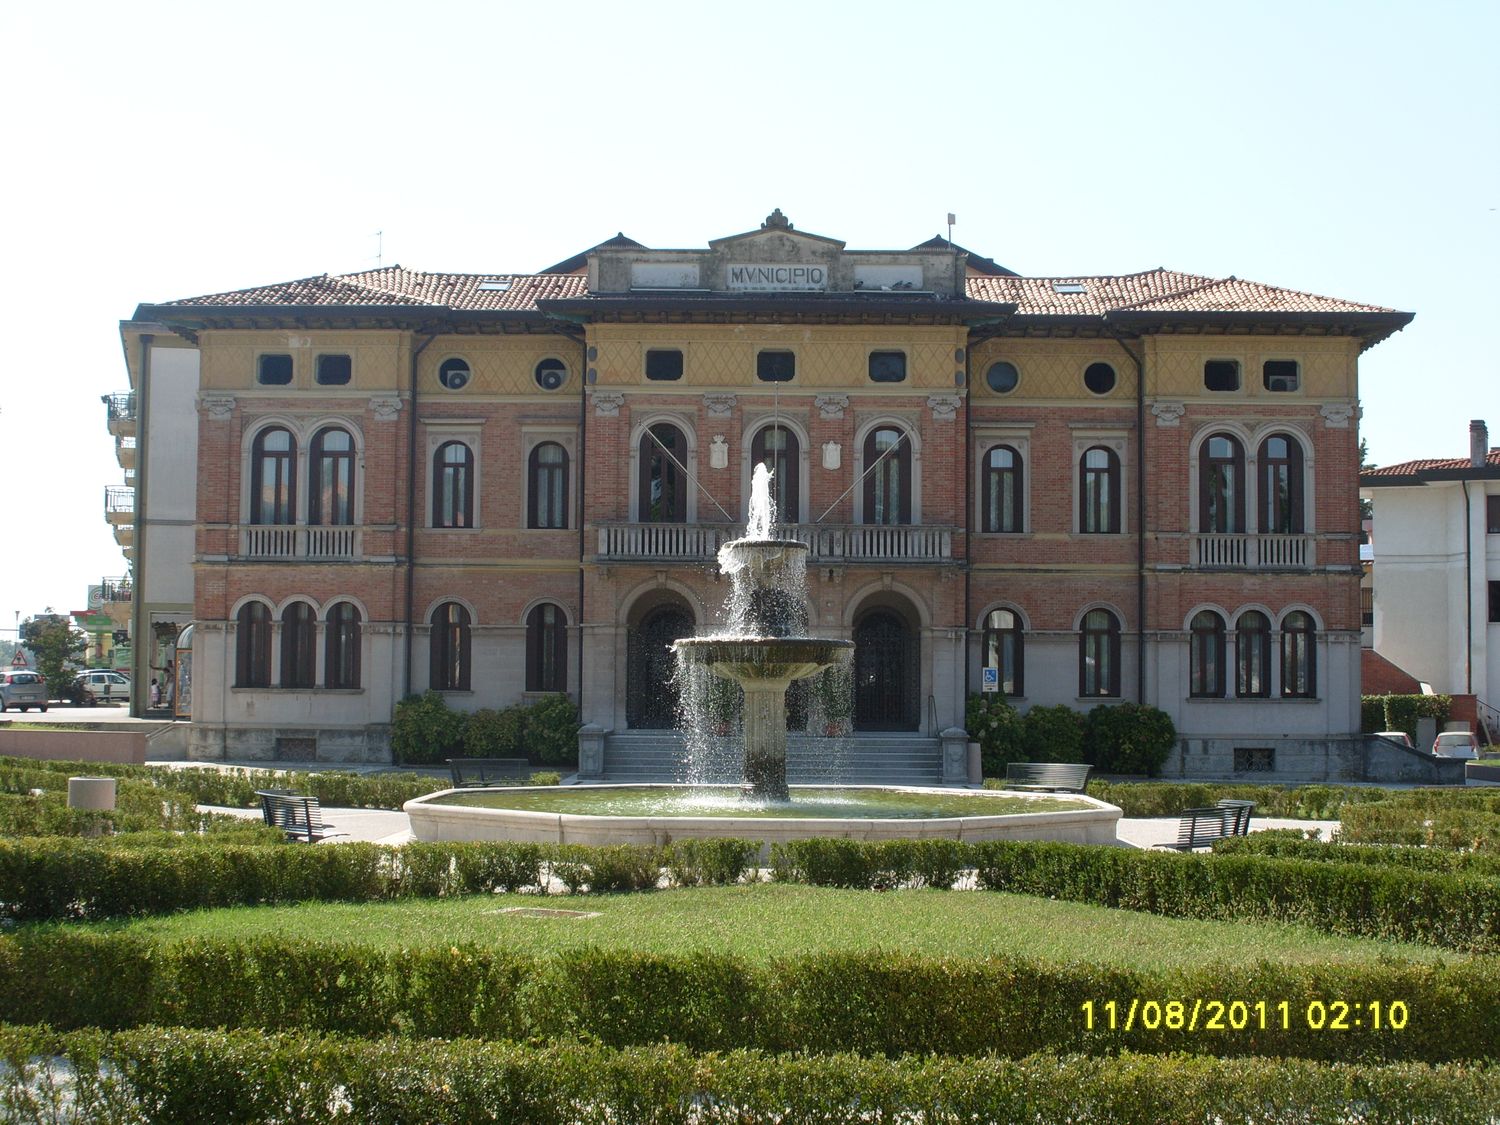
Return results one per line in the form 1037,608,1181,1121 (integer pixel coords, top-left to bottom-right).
1471,420,1488,468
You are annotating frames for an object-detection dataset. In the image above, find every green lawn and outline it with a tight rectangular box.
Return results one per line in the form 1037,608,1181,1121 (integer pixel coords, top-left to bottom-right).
87,884,1461,970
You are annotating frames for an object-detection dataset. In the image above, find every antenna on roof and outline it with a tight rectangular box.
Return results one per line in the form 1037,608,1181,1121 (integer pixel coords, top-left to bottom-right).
373,230,383,268
946,213,958,293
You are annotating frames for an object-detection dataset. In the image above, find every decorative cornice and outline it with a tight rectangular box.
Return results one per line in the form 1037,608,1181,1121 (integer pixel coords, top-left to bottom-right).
926,395,962,422
1151,401,1186,427
370,396,402,422
815,394,849,420
704,393,737,418
592,392,625,417
202,395,236,421
1319,402,1357,429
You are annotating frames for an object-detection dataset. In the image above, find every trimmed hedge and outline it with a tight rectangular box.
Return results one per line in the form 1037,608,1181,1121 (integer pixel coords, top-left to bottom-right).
1213,833,1500,877
1361,692,1454,740
3,1027,1495,1125
3,835,1497,950
1,936,1495,1062
392,691,580,766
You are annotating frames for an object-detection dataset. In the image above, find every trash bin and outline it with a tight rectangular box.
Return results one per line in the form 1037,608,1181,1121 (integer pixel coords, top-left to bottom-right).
67,776,117,811
967,742,982,785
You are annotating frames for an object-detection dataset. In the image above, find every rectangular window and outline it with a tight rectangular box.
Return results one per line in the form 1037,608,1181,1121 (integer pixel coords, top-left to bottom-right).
1490,581,1500,624
645,349,683,381
868,351,907,382
1233,747,1275,773
258,354,293,385
316,354,352,385
1361,586,1374,628
1488,495,1500,535
1203,360,1240,392
1262,360,1299,392
757,350,795,382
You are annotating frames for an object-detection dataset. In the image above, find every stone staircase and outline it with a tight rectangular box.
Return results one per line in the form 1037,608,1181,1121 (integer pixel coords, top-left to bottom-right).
599,730,946,786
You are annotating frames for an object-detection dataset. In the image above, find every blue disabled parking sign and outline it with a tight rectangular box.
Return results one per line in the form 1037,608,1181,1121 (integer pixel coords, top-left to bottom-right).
981,667,999,693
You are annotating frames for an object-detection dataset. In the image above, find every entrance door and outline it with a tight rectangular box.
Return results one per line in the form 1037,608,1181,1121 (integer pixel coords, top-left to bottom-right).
626,604,694,728
852,609,919,731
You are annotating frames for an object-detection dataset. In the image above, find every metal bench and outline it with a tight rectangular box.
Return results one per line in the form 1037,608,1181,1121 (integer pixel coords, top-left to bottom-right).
1153,802,1253,852
446,758,534,787
255,790,345,844
1003,761,1093,793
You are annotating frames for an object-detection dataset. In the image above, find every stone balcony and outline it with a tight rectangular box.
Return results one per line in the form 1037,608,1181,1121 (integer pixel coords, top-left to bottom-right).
1191,533,1315,570
595,522,955,564
103,392,136,438
239,524,363,560
104,486,134,525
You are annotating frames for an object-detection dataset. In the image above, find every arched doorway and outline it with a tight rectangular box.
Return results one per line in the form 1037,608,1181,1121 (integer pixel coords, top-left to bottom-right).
626,600,695,728
852,605,919,731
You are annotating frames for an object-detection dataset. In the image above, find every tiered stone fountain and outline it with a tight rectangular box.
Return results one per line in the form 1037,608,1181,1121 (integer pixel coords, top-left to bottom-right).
673,465,853,801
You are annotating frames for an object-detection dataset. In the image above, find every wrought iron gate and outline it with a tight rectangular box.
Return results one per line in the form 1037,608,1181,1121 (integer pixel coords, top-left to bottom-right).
852,609,918,731
626,606,694,729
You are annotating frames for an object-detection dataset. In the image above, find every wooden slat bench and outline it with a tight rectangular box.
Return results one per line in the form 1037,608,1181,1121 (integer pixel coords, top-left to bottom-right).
447,758,534,787
1003,762,1093,793
1153,801,1254,852
255,790,345,844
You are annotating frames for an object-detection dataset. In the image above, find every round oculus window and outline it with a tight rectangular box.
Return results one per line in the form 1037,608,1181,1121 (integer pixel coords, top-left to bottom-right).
986,361,1019,394
1084,362,1117,395
438,358,471,391
534,358,567,391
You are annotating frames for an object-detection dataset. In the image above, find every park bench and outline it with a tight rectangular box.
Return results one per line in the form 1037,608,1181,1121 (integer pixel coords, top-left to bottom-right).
446,758,534,787
1004,761,1093,793
255,790,345,844
1153,800,1255,852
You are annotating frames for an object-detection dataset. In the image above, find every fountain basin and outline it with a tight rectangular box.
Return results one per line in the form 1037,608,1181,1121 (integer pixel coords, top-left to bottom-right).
404,784,1123,847
674,636,853,682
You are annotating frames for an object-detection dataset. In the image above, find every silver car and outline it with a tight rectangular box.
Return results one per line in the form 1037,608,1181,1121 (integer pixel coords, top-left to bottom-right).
0,670,49,712
74,669,131,704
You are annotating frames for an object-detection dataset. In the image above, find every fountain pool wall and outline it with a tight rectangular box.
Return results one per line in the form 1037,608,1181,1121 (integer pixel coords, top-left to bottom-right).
404,784,1122,847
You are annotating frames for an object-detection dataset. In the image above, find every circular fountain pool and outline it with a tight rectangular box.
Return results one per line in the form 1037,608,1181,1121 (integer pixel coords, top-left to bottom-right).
404,784,1122,847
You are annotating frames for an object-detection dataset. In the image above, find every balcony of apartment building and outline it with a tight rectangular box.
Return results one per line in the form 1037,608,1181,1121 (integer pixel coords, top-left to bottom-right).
104,487,134,527
100,576,133,604
595,521,955,564
116,435,136,472
103,392,136,438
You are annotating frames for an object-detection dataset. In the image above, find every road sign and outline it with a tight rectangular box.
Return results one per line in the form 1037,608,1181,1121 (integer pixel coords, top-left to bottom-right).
10,650,27,667
981,667,999,693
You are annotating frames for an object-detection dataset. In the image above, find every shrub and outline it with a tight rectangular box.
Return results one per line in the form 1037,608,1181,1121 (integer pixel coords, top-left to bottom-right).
462,706,524,759
1019,704,1085,764
664,838,759,886
389,692,468,765
1212,834,1500,876
524,694,581,765
1361,693,1453,741
1082,702,1176,776
965,693,1026,774
527,770,562,786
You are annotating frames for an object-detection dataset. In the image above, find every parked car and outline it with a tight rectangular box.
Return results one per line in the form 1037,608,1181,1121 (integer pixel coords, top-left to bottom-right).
72,669,131,704
0,670,49,712
1432,731,1481,760
1374,731,1414,748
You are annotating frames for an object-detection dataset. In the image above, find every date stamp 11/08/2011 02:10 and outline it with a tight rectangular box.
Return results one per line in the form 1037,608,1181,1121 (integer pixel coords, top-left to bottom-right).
1079,998,1411,1034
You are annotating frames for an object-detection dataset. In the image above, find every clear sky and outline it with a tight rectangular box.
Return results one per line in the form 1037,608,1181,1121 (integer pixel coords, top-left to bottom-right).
0,0,1494,627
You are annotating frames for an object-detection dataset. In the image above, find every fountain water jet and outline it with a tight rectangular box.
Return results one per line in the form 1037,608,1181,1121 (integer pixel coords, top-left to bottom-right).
673,464,853,800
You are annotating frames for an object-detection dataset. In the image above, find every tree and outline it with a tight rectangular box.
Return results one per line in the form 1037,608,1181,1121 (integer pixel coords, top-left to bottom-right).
19,613,86,699
1358,437,1374,526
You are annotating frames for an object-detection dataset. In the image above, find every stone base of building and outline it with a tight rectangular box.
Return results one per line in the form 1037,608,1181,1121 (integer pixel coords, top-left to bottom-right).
188,723,393,764
1166,735,1468,784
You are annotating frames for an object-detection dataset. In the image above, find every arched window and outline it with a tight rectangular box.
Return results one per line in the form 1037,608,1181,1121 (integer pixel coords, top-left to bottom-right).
1079,446,1120,533
1258,433,1305,534
529,442,569,529
862,427,911,525
981,608,1023,696
1079,609,1121,698
235,602,272,687
639,424,687,523
1235,611,1271,698
281,602,317,689
1281,611,1317,698
433,442,473,528
309,427,354,526
1199,434,1245,533
526,603,568,693
982,445,1023,533
430,602,471,691
751,425,800,524
1190,611,1226,697
250,428,296,525
325,603,362,690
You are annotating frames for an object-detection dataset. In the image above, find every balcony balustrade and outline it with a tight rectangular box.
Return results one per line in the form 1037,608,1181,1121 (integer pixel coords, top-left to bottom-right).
1192,533,1314,570
595,522,955,564
240,524,362,560
100,577,133,603
104,487,135,525
113,525,134,549
103,392,136,438
116,436,136,471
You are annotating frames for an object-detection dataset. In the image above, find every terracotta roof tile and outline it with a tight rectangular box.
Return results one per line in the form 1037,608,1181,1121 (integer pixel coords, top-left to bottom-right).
161,268,589,313
1363,448,1500,476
